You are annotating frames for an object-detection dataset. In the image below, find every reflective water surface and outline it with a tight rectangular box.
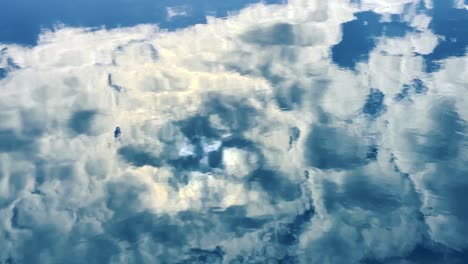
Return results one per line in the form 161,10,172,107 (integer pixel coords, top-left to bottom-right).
0,0,282,45
0,0,467,263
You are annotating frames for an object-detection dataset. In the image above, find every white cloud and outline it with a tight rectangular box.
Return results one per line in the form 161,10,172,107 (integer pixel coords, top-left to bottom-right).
358,0,420,15
166,6,189,20
410,14,432,30
410,31,439,55
454,0,468,10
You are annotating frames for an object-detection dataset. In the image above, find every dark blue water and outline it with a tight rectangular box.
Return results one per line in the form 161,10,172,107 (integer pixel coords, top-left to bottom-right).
332,11,413,69
424,0,468,71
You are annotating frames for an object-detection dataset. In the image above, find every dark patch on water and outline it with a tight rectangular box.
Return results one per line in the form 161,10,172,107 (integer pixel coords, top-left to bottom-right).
322,174,400,213
0,68,6,79
248,169,302,202
305,125,367,170
0,57,20,80
6,58,20,69
10,206,22,229
118,145,162,167
412,79,428,94
208,150,223,168
276,84,303,111
0,130,35,153
279,255,300,264
363,88,385,117
177,115,220,143
342,178,400,212
178,247,224,264
222,137,256,149
242,23,295,46
68,110,97,135
5,257,16,264
31,189,45,196
274,205,315,247
179,206,269,237
395,79,428,101
107,211,186,246
169,154,203,171
259,62,286,85
366,145,378,160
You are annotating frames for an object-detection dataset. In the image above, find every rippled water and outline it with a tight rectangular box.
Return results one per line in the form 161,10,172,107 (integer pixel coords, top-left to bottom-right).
0,0,467,263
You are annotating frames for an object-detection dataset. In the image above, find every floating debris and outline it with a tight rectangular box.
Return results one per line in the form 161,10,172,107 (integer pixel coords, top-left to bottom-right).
114,127,121,139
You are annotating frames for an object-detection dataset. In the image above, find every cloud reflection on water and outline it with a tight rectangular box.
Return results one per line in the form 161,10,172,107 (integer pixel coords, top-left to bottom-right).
0,0,467,263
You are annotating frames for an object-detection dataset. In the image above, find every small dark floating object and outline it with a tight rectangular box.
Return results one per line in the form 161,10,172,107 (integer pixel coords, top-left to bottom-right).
363,88,386,117
114,127,121,139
